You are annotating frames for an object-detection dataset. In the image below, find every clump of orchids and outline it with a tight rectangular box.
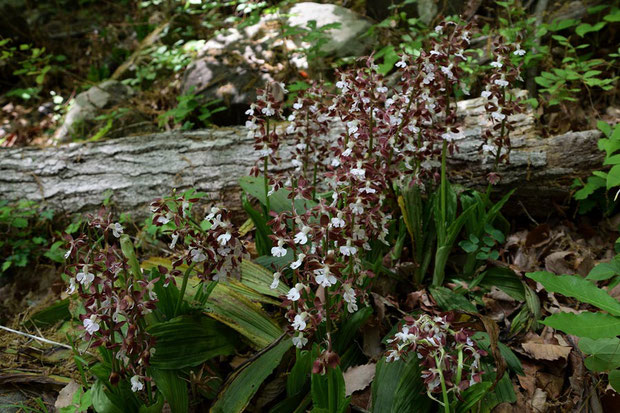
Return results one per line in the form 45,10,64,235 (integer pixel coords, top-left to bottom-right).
64,209,157,394
386,314,487,410
64,192,246,396
245,19,527,373
245,20,483,363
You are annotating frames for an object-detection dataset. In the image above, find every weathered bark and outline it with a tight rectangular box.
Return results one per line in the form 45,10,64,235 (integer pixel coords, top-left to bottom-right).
0,96,603,220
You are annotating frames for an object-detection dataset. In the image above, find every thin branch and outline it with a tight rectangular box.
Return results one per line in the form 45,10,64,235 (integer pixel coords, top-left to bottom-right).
0,324,74,351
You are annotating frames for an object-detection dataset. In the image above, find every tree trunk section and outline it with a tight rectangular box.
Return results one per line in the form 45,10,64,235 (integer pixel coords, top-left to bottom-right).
0,96,603,220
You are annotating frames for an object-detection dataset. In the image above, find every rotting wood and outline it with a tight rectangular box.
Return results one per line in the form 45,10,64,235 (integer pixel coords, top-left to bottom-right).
0,96,603,220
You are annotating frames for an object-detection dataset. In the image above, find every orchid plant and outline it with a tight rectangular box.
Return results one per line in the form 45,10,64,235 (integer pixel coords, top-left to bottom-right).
64,18,529,413
241,19,526,411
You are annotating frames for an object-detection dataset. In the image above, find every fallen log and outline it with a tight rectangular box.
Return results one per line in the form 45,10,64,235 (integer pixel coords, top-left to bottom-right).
0,96,603,220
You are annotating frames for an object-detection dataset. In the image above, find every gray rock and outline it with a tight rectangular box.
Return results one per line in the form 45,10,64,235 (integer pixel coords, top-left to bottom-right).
181,3,372,123
417,0,438,25
54,80,133,143
286,2,372,58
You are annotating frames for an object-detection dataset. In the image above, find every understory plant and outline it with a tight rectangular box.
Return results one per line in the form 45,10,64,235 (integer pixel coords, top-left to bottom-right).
574,122,620,215
62,192,248,411
526,270,620,392
62,18,530,413
0,200,61,275
238,20,526,412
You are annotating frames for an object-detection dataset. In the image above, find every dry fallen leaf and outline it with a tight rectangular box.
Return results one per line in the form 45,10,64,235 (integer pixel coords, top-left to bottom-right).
522,342,571,361
544,251,576,275
343,363,376,397
517,361,540,396
537,372,563,399
55,380,80,409
530,388,548,413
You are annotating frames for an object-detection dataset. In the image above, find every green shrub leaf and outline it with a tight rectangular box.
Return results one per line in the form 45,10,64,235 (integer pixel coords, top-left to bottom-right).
542,311,620,339
578,337,620,372
609,369,620,392
526,272,620,316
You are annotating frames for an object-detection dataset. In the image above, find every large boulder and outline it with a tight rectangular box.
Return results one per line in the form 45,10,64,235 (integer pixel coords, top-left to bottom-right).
181,2,372,125
53,80,133,143
286,2,372,58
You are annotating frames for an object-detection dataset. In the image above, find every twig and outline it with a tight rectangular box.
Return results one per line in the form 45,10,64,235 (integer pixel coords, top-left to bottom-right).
519,200,538,225
0,324,73,350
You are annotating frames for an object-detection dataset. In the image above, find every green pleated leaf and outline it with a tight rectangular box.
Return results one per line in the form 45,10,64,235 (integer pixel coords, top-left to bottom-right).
542,311,620,339
141,257,283,348
150,368,188,413
120,235,142,280
240,259,288,298
430,286,477,313
211,338,293,413
91,380,140,413
25,298,71,328
334,306,373,354
287,349,314,396
473,332,524,376
239,176,316,214
579,337,620,372
148,315,236,369
371,356,431,413
205,283,283,349
479,267,525,301
138,395,164,413
455,382,493,413
526,272,620,316
311,366,349,413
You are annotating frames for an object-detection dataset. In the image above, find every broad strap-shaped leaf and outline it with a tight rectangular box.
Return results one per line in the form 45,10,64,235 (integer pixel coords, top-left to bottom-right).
211,337,293,413
205,283,283,349
142,257,283,348
311,366,350,413
542,311,620,339
526,271,620,316
120,235,142,280
287,349,314,397
473,332,524,376
333,306,373,355
479,373,516,413
430,286,477,313
239,175,316,214
25,298,71,328
91,379,140,413
455,382,493,413
242,195,272,256
148,315,236,369
240,259,288,298
371,356,431,413
478,267,525,301
150,368,188,413
579,337,620,372
142,257,283,304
